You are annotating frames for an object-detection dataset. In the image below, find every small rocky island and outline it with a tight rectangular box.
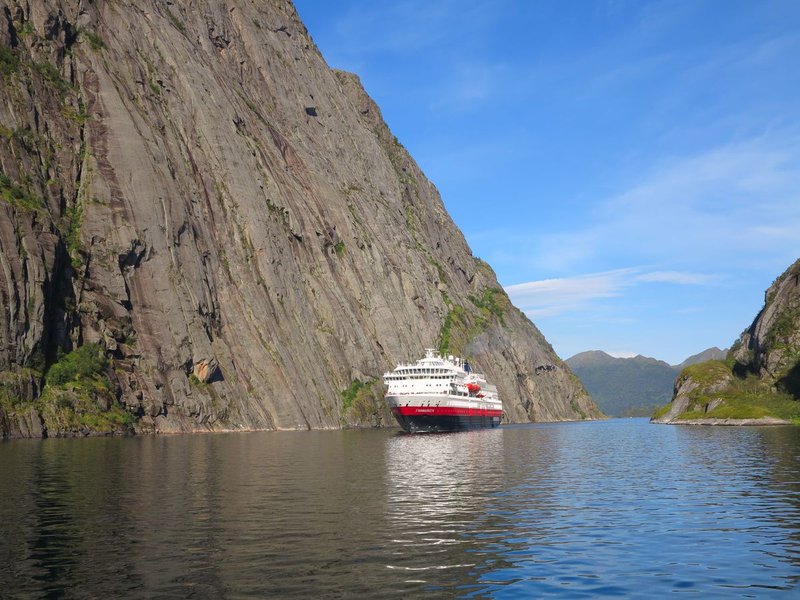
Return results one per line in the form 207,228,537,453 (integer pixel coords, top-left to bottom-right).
653,259,800,425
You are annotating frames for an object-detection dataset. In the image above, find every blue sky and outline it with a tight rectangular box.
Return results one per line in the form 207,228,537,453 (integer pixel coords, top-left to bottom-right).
294,0,800,364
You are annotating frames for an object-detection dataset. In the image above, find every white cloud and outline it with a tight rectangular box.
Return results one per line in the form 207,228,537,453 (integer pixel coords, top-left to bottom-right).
505,268,637,317
634,271,719,285
505,267,717,318
515,133,800,275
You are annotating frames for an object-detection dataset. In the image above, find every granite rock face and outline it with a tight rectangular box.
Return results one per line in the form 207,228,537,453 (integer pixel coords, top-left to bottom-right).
731,259,800,393
0,0,601,436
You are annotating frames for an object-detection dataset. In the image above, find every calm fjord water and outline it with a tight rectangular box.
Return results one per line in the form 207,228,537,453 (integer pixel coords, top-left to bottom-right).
1,419,798,598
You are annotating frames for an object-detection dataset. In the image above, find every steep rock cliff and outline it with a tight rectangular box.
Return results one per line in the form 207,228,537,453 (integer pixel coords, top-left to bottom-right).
731,258,800,393
653,259,800,425
0,0,601,437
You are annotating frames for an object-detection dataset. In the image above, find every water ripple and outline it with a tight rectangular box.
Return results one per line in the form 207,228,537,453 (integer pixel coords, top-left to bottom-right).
1,421,799,597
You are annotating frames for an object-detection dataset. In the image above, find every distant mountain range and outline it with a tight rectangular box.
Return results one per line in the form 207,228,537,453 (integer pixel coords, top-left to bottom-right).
673,348,729,371
566,348,727,417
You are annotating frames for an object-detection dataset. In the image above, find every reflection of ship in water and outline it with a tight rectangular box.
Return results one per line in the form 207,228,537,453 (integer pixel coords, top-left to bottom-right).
382,429,510,589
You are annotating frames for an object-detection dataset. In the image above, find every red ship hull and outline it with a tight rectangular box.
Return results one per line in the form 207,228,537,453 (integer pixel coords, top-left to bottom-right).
391,405,502,433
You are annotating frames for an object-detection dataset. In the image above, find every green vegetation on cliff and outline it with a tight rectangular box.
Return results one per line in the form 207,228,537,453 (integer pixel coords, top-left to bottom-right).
678,360,731,387
1,345,134,437
654,259,800,424
653,360,800,423
41,344,134,435
0,172,42,211
438,287,510,356
46,344,107,386
0,368,39,419
340,378,387,427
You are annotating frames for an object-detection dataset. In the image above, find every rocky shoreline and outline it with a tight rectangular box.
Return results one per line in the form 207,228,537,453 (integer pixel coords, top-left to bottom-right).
654,417,790,426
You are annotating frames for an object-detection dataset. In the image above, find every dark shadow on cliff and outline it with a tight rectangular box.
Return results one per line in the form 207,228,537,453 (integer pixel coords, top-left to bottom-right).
778,363,800,400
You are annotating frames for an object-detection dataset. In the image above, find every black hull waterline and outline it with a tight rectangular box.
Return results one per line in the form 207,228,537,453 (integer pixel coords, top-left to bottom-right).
393,414,501,433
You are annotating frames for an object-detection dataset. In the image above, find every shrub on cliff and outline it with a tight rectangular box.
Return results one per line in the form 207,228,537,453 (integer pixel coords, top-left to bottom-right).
40,344,134,435
46,344,108,387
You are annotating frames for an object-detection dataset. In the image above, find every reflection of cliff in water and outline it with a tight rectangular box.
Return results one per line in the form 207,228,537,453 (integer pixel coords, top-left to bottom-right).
3,422,799,597
1,439,145,597
0,432,395,597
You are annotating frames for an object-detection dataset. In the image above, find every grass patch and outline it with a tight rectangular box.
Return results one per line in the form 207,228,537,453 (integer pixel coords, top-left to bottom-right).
473,256,495,276
61,103,89,125
78,405,135,431
677,360,731,387
0,368,40,416
264,198,290,224
659,357,800,423
570,399,587,420
438,289,509,356
0,44,19,77
64,202,83,269
674,364,800,422
81,29,106,51
429,257,446,283
438,305,465,356
334,240,345,256
163,6,186,33
468,287,507,325
341,378,365,411
32,60,70,92
340,378,383,425
0,172,43,211
18,21,35,37
2,348,136,436
704,388,800,421
651,404,672,420
221,252,232,279
765,302,800,352
188,373,208,389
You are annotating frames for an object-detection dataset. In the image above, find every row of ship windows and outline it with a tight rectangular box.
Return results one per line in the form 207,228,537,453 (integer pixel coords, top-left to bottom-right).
390,385,472,397
397,368,450,375
386,375,455,380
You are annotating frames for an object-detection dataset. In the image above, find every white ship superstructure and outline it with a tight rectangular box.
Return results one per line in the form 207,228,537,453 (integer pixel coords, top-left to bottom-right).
383,349,503,432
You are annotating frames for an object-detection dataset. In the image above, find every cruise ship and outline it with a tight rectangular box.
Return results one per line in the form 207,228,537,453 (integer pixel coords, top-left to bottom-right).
383,349,503,432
